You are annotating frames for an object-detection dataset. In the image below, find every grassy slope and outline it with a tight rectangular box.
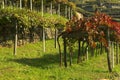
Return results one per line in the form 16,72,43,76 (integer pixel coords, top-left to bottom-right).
0,40,120,80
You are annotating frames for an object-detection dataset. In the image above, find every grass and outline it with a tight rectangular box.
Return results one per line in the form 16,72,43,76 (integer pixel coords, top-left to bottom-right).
0,39,120,80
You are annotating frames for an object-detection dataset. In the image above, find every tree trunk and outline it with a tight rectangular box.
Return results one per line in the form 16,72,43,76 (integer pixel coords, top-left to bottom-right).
97,43,100,55
100,43,103,54
29,27,34,43
95,43,98,57
112,42,114,68
106,28,112,72
69,47,73,66
106,47,112,72
90,47,94,57
82,41,86,61
77,40,81,63
63,38,67,67
57,35,62,66
24,0,27,8
116,42,119,64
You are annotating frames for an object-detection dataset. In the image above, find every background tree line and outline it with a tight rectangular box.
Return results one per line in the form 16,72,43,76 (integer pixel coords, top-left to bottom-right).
0,0,76,19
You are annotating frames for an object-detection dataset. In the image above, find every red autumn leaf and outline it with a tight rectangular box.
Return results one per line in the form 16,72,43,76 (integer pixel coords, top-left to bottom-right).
91,42,96,48
100,37,108,47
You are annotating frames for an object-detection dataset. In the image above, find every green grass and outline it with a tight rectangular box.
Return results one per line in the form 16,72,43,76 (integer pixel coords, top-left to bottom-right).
0,40,120,80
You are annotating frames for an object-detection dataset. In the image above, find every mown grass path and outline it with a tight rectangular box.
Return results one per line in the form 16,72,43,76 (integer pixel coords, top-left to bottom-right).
0,40,120,80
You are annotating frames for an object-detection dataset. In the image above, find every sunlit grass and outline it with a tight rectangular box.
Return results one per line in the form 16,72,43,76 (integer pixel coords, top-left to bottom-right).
0,39,120,80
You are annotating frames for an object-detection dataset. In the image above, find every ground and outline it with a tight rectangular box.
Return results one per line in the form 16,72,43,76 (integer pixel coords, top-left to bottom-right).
0,40,120,80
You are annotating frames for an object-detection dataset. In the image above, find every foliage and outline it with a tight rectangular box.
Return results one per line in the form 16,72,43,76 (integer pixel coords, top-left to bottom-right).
0,7,67,29
3,0,77,15
0,7,67,43
64,11,120,48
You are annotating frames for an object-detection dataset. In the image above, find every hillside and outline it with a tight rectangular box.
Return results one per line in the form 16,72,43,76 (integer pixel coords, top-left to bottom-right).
0,1,120,80
73,0,120,21
0,40,120,80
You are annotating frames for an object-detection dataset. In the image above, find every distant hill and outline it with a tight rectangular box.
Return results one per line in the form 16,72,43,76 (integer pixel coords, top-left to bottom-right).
73,0,120,21
69,0,120,4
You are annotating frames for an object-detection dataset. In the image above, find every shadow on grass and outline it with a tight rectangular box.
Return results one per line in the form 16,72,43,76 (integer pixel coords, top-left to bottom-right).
10,53,60,69
93,69,108,73
9,50,109,74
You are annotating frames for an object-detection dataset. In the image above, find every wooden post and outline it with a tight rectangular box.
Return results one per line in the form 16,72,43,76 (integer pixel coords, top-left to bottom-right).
20,0,22,9
43,28,45,52
86,47,89,60
58,3,60,16
50,2,52,15
30,0,32,11
65,4,67,18
54,28,58,48
68,6,71,20
63,38,67,67
14,21,18,55
70,9,73,19
41,0,45,52
41,0,43,16
2,0,4,9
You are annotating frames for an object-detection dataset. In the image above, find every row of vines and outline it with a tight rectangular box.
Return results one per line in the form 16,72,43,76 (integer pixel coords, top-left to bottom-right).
0,7,68,54
58,11,120,72
0,0,76,19
0,0,77,53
